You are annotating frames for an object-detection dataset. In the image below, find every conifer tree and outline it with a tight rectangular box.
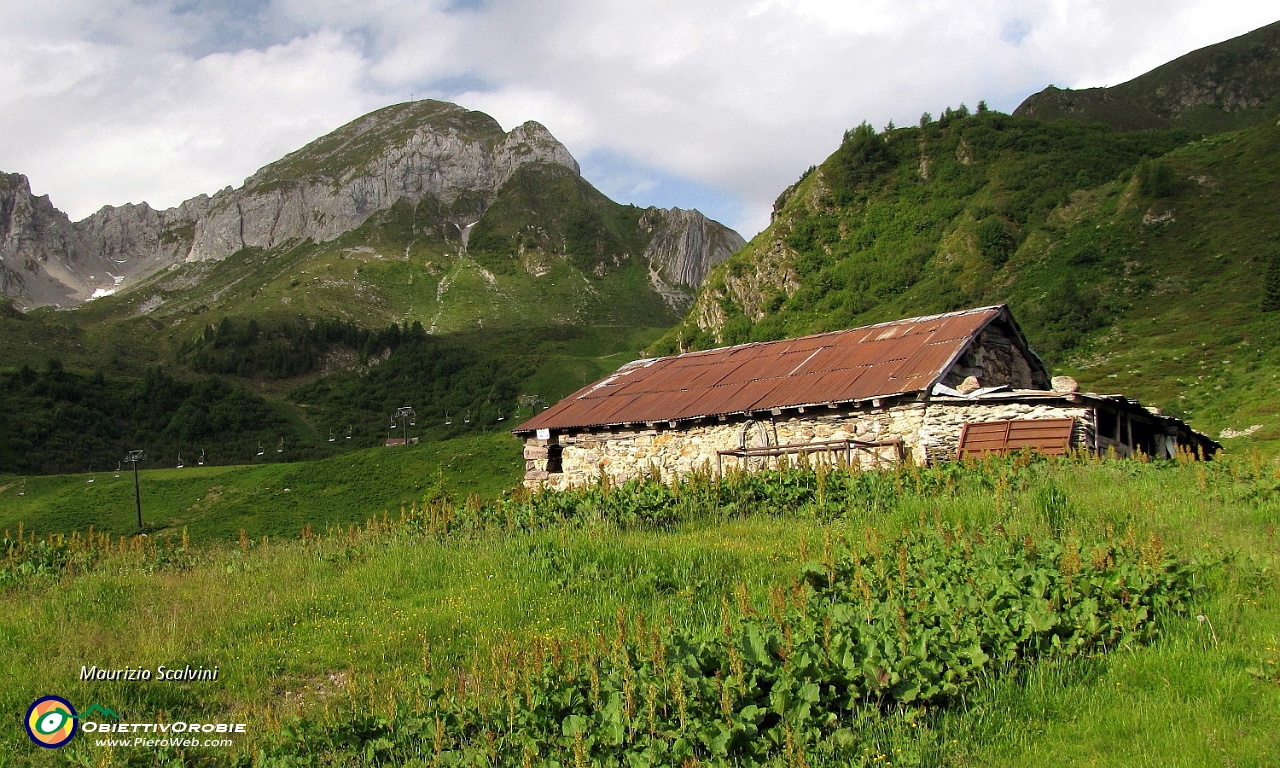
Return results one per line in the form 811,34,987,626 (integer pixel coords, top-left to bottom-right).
1263,252,1280,312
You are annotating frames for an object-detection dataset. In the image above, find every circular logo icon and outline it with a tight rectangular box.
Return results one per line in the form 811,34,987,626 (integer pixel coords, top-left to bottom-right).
25,696,77,748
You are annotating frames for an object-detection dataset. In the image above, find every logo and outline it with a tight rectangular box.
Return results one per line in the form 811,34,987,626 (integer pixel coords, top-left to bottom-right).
81,703,121,720
25,696,78,748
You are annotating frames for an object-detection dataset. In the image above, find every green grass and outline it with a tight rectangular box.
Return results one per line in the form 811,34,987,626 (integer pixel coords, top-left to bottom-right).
1014,20,1280,133
0,433,522,542
1,457,1276,765
660,113,1280,453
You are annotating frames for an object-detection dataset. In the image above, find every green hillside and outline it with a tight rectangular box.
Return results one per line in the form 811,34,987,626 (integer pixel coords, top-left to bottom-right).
1015,19,1280,132
0,433,522,542
0,159,680,475
0,317,660,476
657,108,1280,450
37,171,680,343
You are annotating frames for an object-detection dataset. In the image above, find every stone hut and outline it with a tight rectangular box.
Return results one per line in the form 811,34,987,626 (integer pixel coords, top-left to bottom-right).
514,305,1217,490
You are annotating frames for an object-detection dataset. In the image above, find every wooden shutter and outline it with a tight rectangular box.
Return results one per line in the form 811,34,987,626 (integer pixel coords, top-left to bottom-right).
957,418,1075,458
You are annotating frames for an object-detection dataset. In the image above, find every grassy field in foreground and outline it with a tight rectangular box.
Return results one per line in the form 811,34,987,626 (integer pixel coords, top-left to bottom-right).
0,433,523,542
0,455,1276,766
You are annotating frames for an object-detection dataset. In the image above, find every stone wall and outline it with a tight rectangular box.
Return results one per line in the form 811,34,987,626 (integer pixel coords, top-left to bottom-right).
939,321,1048,390
916,401,1094,465
522,399,1095,489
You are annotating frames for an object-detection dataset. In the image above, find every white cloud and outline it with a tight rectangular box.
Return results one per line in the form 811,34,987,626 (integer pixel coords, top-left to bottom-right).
0,0,1275,236
0,29,374,217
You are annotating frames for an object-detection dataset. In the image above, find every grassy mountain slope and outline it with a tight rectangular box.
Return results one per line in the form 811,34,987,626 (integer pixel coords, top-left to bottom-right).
57,170,680,339
1015,20,1280,132
657,109,1280,449
0,91,744,477
0,161,681,474
0,433,521,542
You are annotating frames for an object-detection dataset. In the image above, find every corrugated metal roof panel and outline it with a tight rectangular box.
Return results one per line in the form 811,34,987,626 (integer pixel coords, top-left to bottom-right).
693,384,753,417
517,305,1015,432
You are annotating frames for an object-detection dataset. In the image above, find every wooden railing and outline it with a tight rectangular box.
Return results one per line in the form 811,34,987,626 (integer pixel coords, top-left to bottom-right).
715,438,904,476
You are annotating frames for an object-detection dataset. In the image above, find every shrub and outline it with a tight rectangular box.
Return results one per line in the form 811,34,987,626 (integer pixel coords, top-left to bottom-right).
976,218,1017,267
1138,159,1177,198
268,520,1203,765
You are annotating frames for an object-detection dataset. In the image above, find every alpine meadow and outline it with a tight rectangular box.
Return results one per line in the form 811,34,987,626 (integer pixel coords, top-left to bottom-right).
2,17,1280,768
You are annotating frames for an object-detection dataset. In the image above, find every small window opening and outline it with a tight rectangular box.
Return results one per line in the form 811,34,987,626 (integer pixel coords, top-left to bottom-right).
1097,409,1119,441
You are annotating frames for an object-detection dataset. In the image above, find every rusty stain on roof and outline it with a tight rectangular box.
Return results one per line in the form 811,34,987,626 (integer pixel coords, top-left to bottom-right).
515,305,1011,434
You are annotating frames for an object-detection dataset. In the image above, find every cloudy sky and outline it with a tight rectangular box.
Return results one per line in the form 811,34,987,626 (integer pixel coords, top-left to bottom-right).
1,1,1275,238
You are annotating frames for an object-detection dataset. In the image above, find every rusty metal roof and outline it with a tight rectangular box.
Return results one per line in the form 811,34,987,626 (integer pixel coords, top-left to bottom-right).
515,305,1011,434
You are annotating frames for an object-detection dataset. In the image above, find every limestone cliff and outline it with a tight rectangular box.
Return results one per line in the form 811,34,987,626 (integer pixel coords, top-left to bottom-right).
0,173,95,307
0,99,747,314
640,207,744,310
2,100,741,313
0,172,214,308
187,102,580,262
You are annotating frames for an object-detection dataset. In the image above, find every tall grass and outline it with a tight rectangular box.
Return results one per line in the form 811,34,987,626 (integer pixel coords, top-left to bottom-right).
0,453,1276,765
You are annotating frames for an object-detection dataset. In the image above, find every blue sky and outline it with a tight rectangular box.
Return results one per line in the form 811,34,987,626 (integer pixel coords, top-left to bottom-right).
0,1,1275,238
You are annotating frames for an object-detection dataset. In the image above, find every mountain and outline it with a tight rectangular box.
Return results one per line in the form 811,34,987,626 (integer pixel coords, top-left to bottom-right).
0,101,744,473
0,100,742,313
1015,20,1280,132
656,105,1280,447
0,173,201,307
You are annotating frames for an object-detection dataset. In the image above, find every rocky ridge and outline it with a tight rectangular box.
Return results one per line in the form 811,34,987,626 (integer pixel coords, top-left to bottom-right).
1015,20,1280,131
186,103,580,263
2,100,741,310
640,207,746,309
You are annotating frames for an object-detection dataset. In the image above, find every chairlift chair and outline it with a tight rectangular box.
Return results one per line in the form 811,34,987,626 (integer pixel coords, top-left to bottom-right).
445,412,452,425
329,429,335,442
176,453,184,469
464,410,471,424
346,425,353,440
256,443,265,457
114,461,122,478
277,437,284,454
497,410,505,422
198,449,205,466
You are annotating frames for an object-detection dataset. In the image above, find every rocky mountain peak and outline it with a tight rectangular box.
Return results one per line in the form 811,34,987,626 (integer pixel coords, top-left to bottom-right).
0,172,93,306
644,207,743,282
185,102,582,263
1,100,741,315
